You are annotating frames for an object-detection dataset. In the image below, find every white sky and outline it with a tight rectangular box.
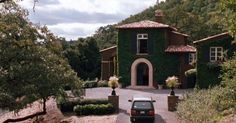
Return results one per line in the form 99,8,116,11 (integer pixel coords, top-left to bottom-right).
18,0,165,40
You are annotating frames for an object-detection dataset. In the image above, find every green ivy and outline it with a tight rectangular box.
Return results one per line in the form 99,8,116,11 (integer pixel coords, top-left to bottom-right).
118,29,180,87
196,36,236,88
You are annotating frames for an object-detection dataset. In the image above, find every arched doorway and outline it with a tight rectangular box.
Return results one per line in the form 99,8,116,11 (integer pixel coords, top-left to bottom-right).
131,58,153,88
137,63,149,86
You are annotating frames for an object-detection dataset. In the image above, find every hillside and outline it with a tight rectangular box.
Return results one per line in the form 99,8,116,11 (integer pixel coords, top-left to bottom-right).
93,0,224,49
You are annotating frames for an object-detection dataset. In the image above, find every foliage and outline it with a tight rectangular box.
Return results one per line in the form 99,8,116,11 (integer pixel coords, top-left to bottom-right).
118,29,179,87
57,98,109,112
108,76,119,88
177,55,236,123
83,80,98,88
0,2,83,113
195,36,235,88
73,103,114,115
57,98,80,112
62,37,101,80
93,25,118,49
97,80,109,87
221,55,236,90
79,98,109,105
185,69,196,77
165,76,179,88
177,86,236,123
220,0,236,38
177,88,222,123
91,0,225,49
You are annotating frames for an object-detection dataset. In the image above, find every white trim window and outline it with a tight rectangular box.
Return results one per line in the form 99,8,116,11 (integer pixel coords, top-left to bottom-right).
210,47,224,62
189,53,196,64
137,34,148,54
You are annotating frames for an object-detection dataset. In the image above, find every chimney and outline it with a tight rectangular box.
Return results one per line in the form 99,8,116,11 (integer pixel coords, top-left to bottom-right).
155,9,164,23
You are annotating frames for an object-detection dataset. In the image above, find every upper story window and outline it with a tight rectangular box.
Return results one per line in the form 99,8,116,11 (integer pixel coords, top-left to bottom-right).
189,53,196,64
137,34,148,54
210,47,223,62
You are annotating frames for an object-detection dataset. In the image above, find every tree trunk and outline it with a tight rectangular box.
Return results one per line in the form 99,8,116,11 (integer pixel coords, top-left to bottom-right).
3,98,47,123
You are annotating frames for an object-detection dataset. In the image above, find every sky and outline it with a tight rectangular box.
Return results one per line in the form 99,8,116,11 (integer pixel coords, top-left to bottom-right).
18,0,165,40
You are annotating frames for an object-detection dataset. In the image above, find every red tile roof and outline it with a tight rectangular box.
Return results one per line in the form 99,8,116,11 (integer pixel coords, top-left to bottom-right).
193,32,230,44
116,20,176,30
165,45,196,53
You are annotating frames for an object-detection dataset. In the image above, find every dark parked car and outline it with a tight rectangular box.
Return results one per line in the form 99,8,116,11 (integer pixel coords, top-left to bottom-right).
128,96,156,123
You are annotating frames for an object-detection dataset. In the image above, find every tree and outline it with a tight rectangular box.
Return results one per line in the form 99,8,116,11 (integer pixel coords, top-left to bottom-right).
0,2,83,122
63,37,101,80
220,0,236,38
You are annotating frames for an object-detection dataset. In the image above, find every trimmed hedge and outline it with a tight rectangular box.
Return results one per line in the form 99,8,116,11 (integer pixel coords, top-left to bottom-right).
57,98,109,112
83,81,97,88
74,103,114,115
79,98,109,105
57,98,80,112
97,80,108,87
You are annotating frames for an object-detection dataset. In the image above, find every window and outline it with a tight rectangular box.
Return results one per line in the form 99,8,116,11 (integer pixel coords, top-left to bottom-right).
210,47,223,62
189,53,196,64
137,34,148,54
132,101,152,109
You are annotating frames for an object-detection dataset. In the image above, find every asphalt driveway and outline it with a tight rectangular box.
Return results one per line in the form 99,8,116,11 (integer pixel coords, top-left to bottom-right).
85,87,190,123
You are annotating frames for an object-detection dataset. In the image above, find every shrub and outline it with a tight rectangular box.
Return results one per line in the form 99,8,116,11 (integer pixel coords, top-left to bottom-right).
177,87,236,123
74,103,114,115
79,98,109,105
97,80,108,87
185,69,196,77
63,84,72,91
83,81,97,88
57,98,80,112
57,98,109,112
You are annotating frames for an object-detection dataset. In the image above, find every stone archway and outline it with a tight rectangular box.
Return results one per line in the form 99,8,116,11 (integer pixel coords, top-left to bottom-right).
131,58,153,88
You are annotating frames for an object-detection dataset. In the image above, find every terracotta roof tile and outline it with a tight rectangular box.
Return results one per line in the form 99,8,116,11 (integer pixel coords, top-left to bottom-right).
116,20,176,30
165,45,196,53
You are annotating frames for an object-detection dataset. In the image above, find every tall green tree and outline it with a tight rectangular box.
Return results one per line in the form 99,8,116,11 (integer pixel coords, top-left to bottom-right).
0,2,83,122
220,0,236,38
63,37,101,80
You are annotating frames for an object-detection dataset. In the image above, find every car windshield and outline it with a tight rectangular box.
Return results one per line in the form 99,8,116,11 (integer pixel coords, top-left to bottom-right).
133,101,152,109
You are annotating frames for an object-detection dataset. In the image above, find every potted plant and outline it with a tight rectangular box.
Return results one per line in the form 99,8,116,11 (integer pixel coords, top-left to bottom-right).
165,76,179,96
108,76,119,96
166,76,180,111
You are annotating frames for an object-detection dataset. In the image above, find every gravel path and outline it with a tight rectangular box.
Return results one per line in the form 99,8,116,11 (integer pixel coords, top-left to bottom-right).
85,87,190,123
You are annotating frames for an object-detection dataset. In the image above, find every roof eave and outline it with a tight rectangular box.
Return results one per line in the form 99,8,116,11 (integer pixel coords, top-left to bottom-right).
100,46,117,53
193,32,229,44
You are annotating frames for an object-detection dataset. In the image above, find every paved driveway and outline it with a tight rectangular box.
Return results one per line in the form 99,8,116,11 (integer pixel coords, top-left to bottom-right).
85,87,190,123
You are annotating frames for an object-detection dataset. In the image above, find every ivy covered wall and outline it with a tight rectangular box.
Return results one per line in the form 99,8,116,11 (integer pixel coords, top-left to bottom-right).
117,28,180,87
196,36,235,88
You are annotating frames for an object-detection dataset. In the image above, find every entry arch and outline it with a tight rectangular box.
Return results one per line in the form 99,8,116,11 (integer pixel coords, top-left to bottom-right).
131,58,153,88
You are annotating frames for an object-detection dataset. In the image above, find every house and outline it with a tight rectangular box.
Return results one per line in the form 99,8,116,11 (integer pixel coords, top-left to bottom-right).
193,32,235,88
101,10,196,88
